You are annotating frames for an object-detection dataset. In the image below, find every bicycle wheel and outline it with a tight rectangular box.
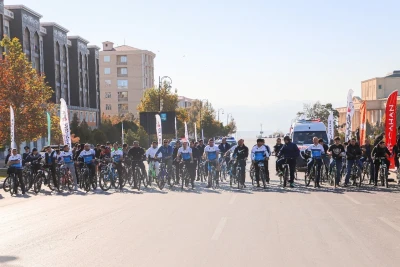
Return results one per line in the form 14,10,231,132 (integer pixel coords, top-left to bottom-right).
48,174,60,192
385,168,389,188
329,166,335,186
134,167,142,191
158,171,166,190
9,174,17,196
91,173,98,191
99,170,112,191
305,169,312,186
24,172,32,192
33,174,44,194
260,168,267,189
82,172,91,192
283,166,289,187
250,165,255,185
67,173,75,191
181,168,185,190
3,176,11,192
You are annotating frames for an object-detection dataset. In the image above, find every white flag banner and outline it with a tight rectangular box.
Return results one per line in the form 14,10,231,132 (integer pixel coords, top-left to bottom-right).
327,111,334,143
155,114,162,147
345,89,354,141
194,123,197,142
10,106,15,149
174,116,177,140
59,98,71,148
121,122,124,145
184,121,188,141
202,129,204,141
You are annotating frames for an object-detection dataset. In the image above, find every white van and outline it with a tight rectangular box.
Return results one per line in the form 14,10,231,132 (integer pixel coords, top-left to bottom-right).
290,119,328,169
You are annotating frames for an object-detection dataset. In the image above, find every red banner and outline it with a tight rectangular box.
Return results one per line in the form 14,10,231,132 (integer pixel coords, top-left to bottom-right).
360,101,366,146
385,91,398,169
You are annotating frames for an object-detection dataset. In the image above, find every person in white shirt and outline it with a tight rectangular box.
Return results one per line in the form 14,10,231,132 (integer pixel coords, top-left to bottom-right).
59,145,78,191
111,143,124,190
306,137,325,188
251,139,270,187
177,140,194,186
7,148,26,194
146,141,161,179
79,143,96,182
203,139,220,188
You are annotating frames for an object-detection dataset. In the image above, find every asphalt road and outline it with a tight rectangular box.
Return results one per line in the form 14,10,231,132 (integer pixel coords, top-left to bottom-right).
1,139,400,267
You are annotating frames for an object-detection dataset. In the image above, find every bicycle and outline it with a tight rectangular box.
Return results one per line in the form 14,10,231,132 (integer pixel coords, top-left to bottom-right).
250,163,255,186
232,159,246,189
348,159,361,187
254,160,267,189
376,157,388,188
22,163,34,192
198,159,207,183
305,158,320,187
79,163,93,193
148,159,158,185
180,160,194,190
32,163,47,194
130,160,147,191
7,168,23,196
360,159,372,186
157,158,175,189
219,154,228,182
328,160,337,187
58,163,75,191
207,160,219,189
278,158,293,187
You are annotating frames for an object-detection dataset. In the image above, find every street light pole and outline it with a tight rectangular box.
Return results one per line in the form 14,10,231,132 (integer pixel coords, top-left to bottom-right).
227,113,232,125
158,76,172,112
199,99,208,137
217,108,224,122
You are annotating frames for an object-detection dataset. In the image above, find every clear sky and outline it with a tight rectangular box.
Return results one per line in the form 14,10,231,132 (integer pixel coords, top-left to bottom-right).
6,0,400,132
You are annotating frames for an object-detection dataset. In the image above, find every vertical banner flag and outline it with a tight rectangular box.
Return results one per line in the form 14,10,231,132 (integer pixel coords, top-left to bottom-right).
327,111,334,143
385,90,398,169
10,106,15,149
47,112,51,145
184,121,188,141
194,123,198,142
359,101,367,146
121,121,124,145
59,98,71,148
155,114,162,147
345,89,355,141
174,116,177,140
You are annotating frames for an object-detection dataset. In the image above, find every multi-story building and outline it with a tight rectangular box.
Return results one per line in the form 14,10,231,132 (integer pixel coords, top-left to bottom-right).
178,96,194,109
337,70,400,133
99,41,155,117
5,5,46,74
41,22,70,104
0,1,4,45
68,36,99,127
88,45,100,123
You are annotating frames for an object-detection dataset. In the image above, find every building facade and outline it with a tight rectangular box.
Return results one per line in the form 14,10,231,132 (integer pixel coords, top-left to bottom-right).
68,36,99,127
178,96,194,109
41,22,70,104
337,71,400,133
5,5,46,74
99,41,155,117
88,45,100,123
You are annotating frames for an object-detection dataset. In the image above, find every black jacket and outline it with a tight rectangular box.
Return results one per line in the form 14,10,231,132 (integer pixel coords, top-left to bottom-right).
173,147,180,160
197,144,205,156
191,147,201,160
233,145,249,160
371,145,391,158
346,144,362,160
127,147,145,161
218,143,231,154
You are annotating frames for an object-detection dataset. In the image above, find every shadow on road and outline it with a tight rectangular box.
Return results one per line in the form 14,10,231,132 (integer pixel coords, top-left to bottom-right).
0,255,18,263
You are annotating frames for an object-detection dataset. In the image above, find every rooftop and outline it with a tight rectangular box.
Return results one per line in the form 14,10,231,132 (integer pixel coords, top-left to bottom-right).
68,35,90,44
114,45,140,51
41,22,69,33
88,45,101,50
5,5,42,18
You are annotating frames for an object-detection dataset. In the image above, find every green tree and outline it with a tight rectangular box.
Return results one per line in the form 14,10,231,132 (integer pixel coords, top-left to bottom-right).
125,127,149,147
137,86,178,112
70,113,80,136
297,102,339,126
92,129,107,145
77,120,92,143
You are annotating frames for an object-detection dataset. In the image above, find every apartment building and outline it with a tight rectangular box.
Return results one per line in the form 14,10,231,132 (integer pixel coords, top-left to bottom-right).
100,41,155,117
178,96,194,109
5,5,46,74
41,22,70,104
88,45,100,123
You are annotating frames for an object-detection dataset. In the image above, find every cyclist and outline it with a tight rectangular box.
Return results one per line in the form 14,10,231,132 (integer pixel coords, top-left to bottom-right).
155,139,173,176
177,140,194,186
328,137,345,186
190,140,201,181
225,143,237,177
44,145,59,188
22,146,30,166
59,145,78,190
7,148,26,195
128,141,147,188
197,140,206,179
204,139,220,188
146,141,161,179
360,138,374,183
262,139,272,181
110,143,124,190
305,137,325,188
273,138,283,175
218,137,231,165
173,140,181,184
319,138,329,174
232,139,249,188
78,144,96,182
277,136,300,188
251,138,270,187
344,138,362,187
371,140,391,186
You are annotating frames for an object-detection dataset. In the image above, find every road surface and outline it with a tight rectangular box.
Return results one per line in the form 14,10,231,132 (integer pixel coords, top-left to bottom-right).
1,139,400,267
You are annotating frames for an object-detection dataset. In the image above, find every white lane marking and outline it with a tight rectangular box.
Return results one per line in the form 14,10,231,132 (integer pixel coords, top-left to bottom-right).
229,195,237,205
344,194,361,205
211,217,228,240
379,217,400,233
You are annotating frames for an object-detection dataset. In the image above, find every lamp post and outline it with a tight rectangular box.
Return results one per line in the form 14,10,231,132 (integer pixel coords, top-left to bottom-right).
217,108,224,122
158,76,172,112
199,99,208,136
226,113,232,125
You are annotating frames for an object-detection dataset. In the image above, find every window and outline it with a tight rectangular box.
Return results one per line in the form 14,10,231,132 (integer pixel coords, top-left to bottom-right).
118,91,128,100
120,56,127,63
105,92,111,98
378,85,382,89
104,68,110,74
117,80,128,89
4,26,9,36
118,104,128,112
104,56,110,62
105,80,111,87
120,68,128,75
106,104,112,110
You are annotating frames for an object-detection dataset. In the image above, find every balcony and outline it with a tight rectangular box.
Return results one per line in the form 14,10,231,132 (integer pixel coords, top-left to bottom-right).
117,61,127,65
118,109,128,114
117,73,128,77
118,97,128,102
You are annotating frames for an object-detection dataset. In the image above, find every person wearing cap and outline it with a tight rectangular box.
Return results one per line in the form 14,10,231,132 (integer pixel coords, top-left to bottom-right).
344,138,362,187
251,138,270,187
59,145,78,191
22,146,30,166
371,140,391,186
7,148,25,194
277,136,300,188
173,140,182,184
328,137,345,186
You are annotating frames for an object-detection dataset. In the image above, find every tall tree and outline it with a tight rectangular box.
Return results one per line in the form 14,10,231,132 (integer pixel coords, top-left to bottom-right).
0,37,54,146
297,102,339,126
137,86,178,112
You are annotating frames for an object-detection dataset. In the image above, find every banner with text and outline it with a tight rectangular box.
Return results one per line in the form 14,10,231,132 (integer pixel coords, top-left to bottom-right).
184,121,188,141
345,89,355,141
327,111,334,143
359,101,366,146
60,98,71,148
155,114,162,147
194,123,197,142
385,91,397,169
10,105,15,149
